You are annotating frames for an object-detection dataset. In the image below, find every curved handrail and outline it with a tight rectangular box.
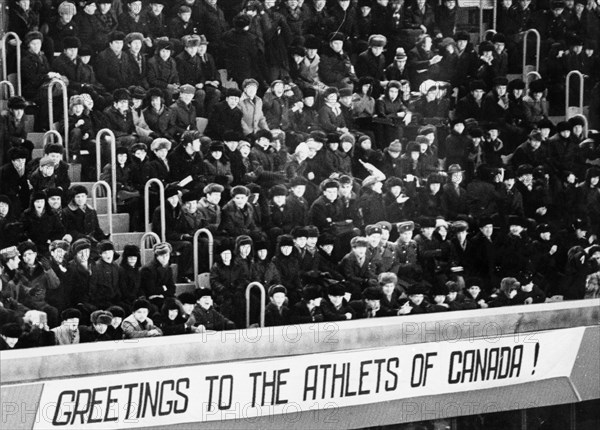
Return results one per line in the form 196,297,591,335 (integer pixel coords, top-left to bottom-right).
481,29,496,42
1,32,22,95
0,80,15,99
42,130,63,147
246,282,266,328
525,71,542,92
193,228,214,287
91,180,113,237
139,231,161,266
144,178,166,242
522,29,541,80
95,128,117,211
565,70,585,119
47,78,69,159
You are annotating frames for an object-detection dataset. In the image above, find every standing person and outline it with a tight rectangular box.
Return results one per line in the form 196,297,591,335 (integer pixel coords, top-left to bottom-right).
96,31,134,92
140,242,176,311
221,13,262,87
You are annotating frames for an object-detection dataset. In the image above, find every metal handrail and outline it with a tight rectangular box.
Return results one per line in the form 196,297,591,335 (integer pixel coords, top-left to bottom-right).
42,130,63,147
565,70,585,119
140,231,161,266
525,71,542,92
0,80,15,99
193,228,214,287
91,180,113,236
1,32,22,95
481,29,496,42
246,282,266,328
522,29,541,81
144,178,166,242
479,0,497,41
95,129,118,212
47,78,69,159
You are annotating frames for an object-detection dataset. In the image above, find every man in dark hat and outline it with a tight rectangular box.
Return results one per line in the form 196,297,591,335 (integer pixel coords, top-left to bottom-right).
122,298,163,338
96,31,135,92
482,76,511,127
511,129,548,169
207,88,244,139
103,88,151,150
1,96,32,165
62,185,108,244
290,284,324,324
118,0,149,35
190,288,236,331
321,282,355,321
469,216,500,292
51,36,88,92
455,80,486,122
220,185,262,239
356,34,388,96
90,240,121,309
148,39,180,104
221,13,263,87
91,0,119,52
140,242,177,311
175,35,209,118
319,31,356,89
349,286,386,318
308,179,346,233
339,236,377,299
0,147,31,215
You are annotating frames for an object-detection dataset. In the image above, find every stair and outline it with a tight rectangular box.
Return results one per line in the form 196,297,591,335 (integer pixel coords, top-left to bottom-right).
176,283,196,296
111,232,146,250
98,213,129,233
28,132,46,149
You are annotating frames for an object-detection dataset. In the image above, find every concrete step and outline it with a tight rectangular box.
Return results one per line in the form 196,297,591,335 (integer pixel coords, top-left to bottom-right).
92,197,110,214
28,132,46,149
32,148,44,159
111,232,146,250
24,114,35,133
69,163,81,182
99,213,129,234
176,283,196,296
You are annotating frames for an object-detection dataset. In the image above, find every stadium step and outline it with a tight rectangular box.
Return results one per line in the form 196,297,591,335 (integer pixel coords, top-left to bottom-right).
111,232,146,250
175,283,196,296
68,163,81,182
28,132,46,149
98,213,129,234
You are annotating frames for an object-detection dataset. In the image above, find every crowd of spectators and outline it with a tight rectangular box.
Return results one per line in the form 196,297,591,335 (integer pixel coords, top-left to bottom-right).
1,0,600,350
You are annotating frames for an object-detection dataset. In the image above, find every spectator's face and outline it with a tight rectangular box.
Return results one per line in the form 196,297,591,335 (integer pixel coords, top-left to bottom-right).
320,244,333,255
151,3,164,15
512,88,524,99
573,125,583,136
529,138,541,150
496,85,507,97
306,48,317,59
6,255,20,270
575,3,584,13
445,0,456,9
168,309,178,320
338,0,350,10
388,87,399,100
155,148,169,160
159,48,171,61
110,40,124,54
33,198,45,212
330,40,343,53
18,0,30,11
134,149,146,161
182,303,194,315
329,294,343,306
307,236,318,247
456,230,467,242
244,84,258,98
472,89,484,100
129,0,142,14
294,236,307,248
368,233,381,247
361,6,371,16
198,43,207,55
41,164,55,177
519,173,533,187
117,153,127,165
509,224,523,235
271,292,286,307
291,185,305,197
220,250,232,265
280,245,293,256
127,256,138,267
63,46,78,60
399,230,413,242
273,195,286,206
273,83,284,97
206,192,221,205
328,142,339,152
377,0,389,5
353,245,367,258
84,3,97,14
494,42,505,54
48,196,61,210
51,247,66,263
198,296,213,309
480,224,493,238
115,98,129,113
74,192,87,208
257,249,268,260
11,107,24,120
371,46,384,56
504,177,515,189
341,141,352,152
28,39,42,54
560,129,571,138
457,39,467,51
100,3,112,14
77,248,90,263
22,250,36,266
129,39,142,54
233,194,248,208
49,151,62,164
323,187,338,202
488,129,499,140
150,96,163,111
451,172,463,184
157,252,170,266
410,293,423,306
94,323,108,334
304,96,315,107
64,318,79,331
167,195,179,208
239,244,251,258
133,308,148,323
1,335,18,348
226,96,239,109
382,283,395,296
184,200,198,214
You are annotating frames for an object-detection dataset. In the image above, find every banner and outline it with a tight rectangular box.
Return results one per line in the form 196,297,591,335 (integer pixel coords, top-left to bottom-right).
31,327,585,429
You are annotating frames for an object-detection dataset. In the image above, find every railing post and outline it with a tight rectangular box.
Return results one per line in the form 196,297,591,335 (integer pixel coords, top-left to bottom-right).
144,178,166,242
139,232,160,266
565,70,585,119
1,32,22,96
193,228,214,287
47,78,69,160
481,29,496,43
0,80,15,99
246,282,266,328
42,130,63,147
522,29,541,81
91,180,113,237
95,128,117,212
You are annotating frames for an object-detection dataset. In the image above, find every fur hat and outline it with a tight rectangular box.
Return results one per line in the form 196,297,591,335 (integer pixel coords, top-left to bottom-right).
107,306,126,319
150,138,171,152
268,284,287,297
71,238,91,255
132,299,151,312
153,242,173,255
91,310,113,325
61,308,82,321
17,240,37,256
112,88,131,102
7,96,27,110
24,31,43,46
108,31,126,43
62,36,81,49
49,240,69,252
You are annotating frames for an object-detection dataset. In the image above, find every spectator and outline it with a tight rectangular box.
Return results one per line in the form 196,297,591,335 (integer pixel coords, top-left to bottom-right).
122,298,163,338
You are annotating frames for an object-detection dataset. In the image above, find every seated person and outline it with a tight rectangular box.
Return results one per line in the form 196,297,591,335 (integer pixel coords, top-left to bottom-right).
122,299,163,339
190,288,236,331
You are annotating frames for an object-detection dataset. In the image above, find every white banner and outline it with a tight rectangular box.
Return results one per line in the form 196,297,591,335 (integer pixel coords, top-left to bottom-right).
32,327,585,429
